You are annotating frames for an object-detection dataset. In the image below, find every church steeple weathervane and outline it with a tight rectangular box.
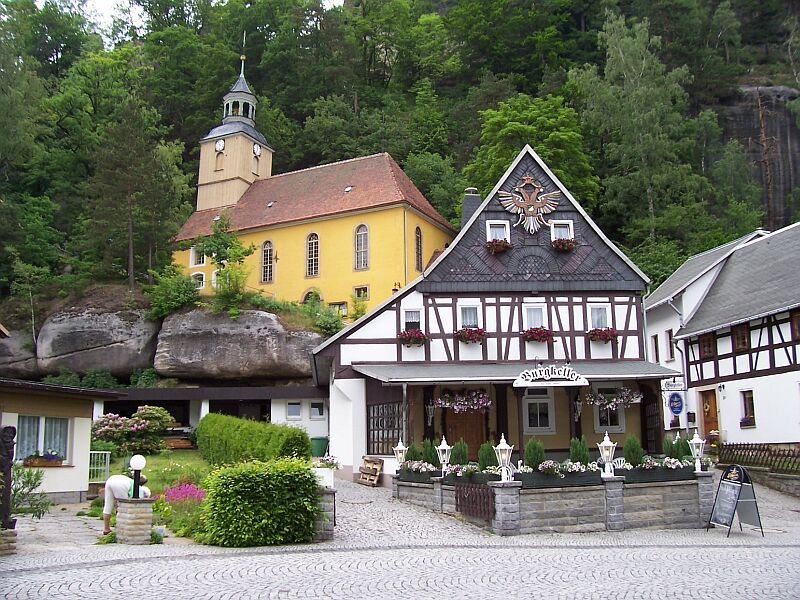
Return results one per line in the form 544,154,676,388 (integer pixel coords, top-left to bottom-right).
222,31,257,127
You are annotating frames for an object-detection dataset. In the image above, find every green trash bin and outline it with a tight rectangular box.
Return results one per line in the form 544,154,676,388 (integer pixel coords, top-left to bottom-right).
311,437,329,457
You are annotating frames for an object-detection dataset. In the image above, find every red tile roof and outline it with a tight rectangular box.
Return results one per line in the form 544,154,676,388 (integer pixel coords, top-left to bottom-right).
175,153,454,241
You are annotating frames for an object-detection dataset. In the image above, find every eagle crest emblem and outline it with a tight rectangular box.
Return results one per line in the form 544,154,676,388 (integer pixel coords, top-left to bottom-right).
497,174,561,234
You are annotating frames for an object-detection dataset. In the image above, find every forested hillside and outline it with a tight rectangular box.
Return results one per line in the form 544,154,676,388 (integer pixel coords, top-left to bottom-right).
1,0,799,306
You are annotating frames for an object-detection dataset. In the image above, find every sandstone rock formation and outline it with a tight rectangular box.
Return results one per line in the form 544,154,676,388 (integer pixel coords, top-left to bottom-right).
0,331,39,378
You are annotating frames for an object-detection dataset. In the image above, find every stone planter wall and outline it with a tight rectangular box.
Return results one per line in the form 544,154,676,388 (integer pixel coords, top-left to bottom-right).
742,467,800,498
519,485,606,534
116,498,156,545
623,481,701,529
0,528,17,556
313,487,336,542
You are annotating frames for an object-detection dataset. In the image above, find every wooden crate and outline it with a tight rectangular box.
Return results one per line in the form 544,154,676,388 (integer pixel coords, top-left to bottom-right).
357,456,384,487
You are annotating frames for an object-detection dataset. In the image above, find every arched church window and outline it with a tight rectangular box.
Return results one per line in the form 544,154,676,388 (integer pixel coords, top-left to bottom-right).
215,152,224,171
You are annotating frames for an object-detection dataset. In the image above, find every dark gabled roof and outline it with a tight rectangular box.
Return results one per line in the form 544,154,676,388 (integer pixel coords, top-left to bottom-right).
417,145,648,293
645,231,767,310
0,378,125,399
677,223,800,338
175,153,455,241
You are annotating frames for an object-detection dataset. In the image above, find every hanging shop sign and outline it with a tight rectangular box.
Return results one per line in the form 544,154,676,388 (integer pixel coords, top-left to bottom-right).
668,391,685,415
513,365,589,387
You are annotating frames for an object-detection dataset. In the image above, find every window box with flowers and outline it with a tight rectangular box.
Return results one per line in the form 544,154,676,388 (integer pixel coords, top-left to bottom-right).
485,239,513,255
583,387,642,411
397,329,428,347
587,327,618,343
520,327,554,343
433,389,492,413
22,450,64,467
739,416,756,428
551,238,577,252
454,327,486,344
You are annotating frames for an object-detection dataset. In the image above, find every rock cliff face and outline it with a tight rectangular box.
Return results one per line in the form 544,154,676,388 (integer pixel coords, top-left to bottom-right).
719,85,800,231
154,310,321,380
0,331,39,379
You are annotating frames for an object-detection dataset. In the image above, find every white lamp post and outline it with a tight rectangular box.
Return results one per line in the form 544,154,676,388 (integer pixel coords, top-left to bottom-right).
688,430,706,472
393,438,407,466
494,434,514,482
129,454,146,498
597,432,617,478
436,436,452,476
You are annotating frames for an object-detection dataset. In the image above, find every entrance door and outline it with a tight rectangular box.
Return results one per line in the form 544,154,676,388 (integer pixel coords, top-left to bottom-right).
445,410,486,460
640,384,662,455
701,389,718,435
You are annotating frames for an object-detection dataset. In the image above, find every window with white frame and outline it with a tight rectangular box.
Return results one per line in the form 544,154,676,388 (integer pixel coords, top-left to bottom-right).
191,272,205,290
667,329,675,360
523,304,546,329
354,224,369,270
589,304,610,329
550,220,574,240
287,402,302,420
310,401,325,420
261,241,274,283
486,220,510,242
415,227,423,272
460,305,480,328
523,388,555,434
591,384,625,434
190,246,205,267
306,233,319,277
16,415,69,462
404,309,421,331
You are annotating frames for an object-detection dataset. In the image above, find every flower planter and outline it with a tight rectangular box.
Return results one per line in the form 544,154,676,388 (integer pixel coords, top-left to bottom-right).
311,467,335,488
398,471,440,483
22,457,63,467
514,471,602,488
622,466,695,483
441,472,500,485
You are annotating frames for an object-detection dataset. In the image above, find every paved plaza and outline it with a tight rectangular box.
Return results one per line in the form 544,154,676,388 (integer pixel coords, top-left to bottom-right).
2,476,800,599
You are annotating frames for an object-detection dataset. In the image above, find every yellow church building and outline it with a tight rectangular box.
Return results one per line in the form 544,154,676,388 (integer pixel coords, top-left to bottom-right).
173,64,455,314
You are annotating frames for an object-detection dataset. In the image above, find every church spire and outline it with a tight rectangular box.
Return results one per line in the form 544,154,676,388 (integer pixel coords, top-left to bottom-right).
222,46,257,127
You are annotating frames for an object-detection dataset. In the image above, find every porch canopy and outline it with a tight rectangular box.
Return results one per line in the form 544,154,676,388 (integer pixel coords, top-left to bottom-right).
351,360,679,385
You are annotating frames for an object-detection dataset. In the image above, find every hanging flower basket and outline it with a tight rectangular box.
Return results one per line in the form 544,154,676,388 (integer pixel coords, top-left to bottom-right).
433,389,492,413
454,327,486,344
397,329,428,347
583,387,642,410
485,239,513,254
551,238,577,252
587,327,618,343
520,327,554,343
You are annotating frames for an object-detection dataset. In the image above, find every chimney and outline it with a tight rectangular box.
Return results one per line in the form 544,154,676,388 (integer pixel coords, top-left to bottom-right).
460,187,482,229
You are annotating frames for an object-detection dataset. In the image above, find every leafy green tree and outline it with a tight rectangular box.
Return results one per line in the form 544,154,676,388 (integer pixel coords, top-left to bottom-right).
463,94,599,204
403,152,467,225
144,264,200,319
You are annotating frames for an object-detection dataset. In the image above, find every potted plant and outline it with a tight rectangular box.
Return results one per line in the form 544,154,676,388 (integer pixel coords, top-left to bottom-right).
397,328,428,347
520,327,554,343
485,239,513,254
433,389,492,413
551,237,577,252
587,327,618,343
454,327,486,344
22,450,64,467
397,460,440,483
311,454,340,488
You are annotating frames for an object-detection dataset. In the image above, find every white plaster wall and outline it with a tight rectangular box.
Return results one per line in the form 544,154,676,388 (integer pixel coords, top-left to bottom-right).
341,344,396,365
329,379,366,472
270,398,329,439
716,373,800,443
351,312,395,339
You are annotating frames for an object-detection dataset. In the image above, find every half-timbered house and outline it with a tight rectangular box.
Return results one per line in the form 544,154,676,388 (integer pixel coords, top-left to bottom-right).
646,223,800,446
312,146,678,480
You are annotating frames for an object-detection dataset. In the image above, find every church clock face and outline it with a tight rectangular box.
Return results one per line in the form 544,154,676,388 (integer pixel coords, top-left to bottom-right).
253,143,262,157
214,139,225,152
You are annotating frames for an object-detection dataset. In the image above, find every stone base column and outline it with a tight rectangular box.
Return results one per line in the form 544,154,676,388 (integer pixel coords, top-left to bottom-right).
116,498,155,544
603,476,625,531
432,477,444,513
391,474,399,499
0,528,17,556
489,481,522,536
696,471,714,527
314,488,336,542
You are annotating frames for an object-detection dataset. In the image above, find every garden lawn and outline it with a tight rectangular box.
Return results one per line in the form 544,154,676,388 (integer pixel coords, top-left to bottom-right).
111,449,211,496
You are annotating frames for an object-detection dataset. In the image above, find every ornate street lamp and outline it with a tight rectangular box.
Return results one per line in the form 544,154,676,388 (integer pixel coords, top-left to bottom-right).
494,434,514,482
597,432,617,478
129,454,146,498
689,430,706,473
393,438,407,466
436,436,452,476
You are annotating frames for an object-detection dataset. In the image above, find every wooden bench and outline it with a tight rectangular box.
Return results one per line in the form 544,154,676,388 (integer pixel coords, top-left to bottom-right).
357,456,383,487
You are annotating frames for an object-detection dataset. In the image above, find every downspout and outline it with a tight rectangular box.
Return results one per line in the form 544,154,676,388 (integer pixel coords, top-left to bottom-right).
402,383,408,443
403,209,408,286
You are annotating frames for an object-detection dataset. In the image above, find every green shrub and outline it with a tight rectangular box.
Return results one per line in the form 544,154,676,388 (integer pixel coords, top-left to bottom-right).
195,413,311,466
662,437,675,458
450,439,469,465
569,436,590,464
81,369,122,389
623,435,645,467
478,441,498,470
200,458,318,547
90,440,119,456
42,368,82,387
422,438,440,467
524,438,545,469
144,265,199,320
674,436,691,460
314,308,344,336
130,368,158,388
404,442,423,462
10,464,52,519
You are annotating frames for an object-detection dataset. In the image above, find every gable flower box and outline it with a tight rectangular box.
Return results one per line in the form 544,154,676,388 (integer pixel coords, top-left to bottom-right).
520,327,554,343
454,327,486,344
551,237,577,252
485,238,513,255
398,328,428,347
587,327,618,343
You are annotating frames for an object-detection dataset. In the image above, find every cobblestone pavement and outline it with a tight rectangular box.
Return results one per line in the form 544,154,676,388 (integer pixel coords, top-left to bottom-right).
3,474,800,599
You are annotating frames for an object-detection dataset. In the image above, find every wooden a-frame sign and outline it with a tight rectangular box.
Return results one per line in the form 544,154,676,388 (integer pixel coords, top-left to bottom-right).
707,464,764,537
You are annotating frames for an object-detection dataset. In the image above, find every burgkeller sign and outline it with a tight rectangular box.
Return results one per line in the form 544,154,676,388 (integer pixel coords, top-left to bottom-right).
513,365,589,387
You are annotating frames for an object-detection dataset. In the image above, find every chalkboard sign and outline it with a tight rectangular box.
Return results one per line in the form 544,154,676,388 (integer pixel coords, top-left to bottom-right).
707,464,764,537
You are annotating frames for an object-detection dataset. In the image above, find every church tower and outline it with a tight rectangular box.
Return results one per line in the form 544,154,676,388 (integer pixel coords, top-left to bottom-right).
196,55,273,211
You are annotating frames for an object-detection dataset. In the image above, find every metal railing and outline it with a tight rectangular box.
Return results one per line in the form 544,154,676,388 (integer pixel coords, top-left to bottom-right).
455,483,495,520
719,443,800,475
88,451,111,483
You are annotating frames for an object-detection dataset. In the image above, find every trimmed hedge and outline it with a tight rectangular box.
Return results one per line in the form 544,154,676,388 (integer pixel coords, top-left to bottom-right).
195,413,311,466
200,459,318,547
